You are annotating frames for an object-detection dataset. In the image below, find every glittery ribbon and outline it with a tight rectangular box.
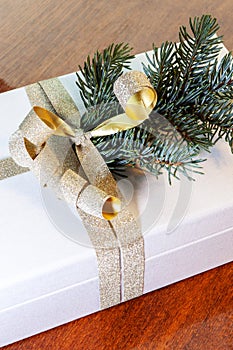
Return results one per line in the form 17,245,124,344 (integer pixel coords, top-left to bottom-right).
0,71,157,307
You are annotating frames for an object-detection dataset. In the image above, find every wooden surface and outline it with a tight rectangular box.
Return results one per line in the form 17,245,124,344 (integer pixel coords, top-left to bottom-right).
1,0,233,349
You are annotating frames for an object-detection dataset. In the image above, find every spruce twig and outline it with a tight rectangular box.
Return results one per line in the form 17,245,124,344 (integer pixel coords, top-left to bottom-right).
76,43,133,129
76,15,233,183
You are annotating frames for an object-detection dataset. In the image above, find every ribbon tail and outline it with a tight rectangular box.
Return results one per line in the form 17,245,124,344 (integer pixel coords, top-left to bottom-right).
76,138,145,301
59,168,121,308
8,74,148,308
0,157,29,180
111,208,145,301
78,210,121,309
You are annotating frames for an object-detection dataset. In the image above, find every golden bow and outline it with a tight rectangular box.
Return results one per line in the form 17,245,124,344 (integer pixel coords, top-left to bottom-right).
0,70,157,307
7,71,157,221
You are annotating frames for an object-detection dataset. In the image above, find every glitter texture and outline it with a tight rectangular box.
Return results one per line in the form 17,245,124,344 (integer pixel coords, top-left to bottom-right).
114,71,154,109
77,209,121,308
25,83,55,113
40,79,81,128
112,208,144,301
9,130,33,168
77,184,115,219
75,139,118,197
19,108,54,146
31,143,60,186
0,157,29,180
60,169,87,210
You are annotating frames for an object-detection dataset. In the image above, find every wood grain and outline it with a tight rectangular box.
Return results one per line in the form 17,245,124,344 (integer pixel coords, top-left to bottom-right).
1,0,233,349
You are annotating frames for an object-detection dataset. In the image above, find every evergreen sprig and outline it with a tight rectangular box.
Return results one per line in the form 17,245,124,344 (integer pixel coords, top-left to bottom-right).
76,43,133,129
76,15,233,183
143,15,233,152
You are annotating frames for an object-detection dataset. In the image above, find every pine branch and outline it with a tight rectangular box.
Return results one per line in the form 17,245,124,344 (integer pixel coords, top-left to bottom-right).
143,41,177,101
76,43,134,130
192,53,233,149
177,15,222,81
93,120,204,184
144,14,232,153
76,15,233,183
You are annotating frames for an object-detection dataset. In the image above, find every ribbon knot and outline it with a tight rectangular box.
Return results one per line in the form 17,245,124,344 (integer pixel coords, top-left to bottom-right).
71,129,91,146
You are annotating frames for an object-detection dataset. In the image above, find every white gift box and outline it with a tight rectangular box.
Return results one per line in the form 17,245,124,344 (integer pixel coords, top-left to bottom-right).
0,47,233,347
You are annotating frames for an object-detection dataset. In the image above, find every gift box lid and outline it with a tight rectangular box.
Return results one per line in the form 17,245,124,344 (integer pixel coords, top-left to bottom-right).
0,47,232,313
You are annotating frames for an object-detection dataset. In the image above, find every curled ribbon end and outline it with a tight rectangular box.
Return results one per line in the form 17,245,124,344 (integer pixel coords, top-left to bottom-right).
92,71,157,137
102,196,121,220
140,87,157,110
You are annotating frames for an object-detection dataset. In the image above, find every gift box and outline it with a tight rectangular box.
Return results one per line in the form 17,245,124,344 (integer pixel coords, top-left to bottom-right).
0,45,233,347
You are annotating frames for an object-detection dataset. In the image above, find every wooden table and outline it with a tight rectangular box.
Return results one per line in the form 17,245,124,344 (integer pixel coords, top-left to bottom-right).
1,1,233,349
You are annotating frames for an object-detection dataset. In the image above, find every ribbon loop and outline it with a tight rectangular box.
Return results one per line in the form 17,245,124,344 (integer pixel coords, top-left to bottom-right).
114,71,157,111
9,130,34,168
77,185,121,220
91,71,157,137
19,108,54,146
60,169,121,220
33,106,75,138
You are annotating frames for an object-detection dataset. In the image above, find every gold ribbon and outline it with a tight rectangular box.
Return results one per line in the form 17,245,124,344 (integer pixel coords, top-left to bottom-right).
0,71,157,307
